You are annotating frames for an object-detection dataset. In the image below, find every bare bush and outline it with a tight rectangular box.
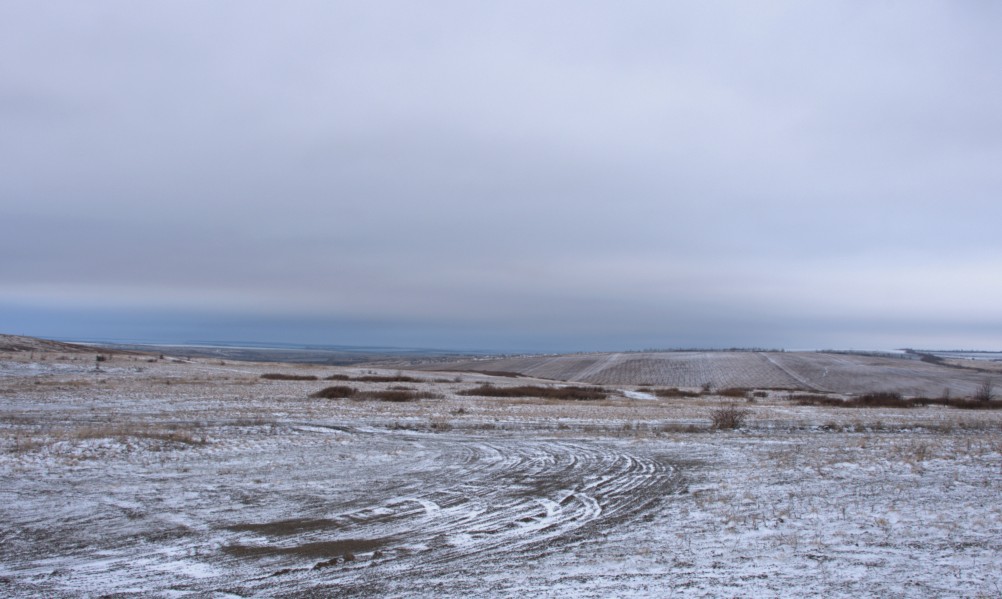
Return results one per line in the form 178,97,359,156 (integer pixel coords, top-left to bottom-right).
652,387,701,398
793,391,1002,410
974,378,994,402
321,374,423,383
853,392,910,408
949,398,1002,410
261,373,319,381
711,405,749,429
355,390,440,402
355,375,420,383
310,386,357,399
458,384,608,400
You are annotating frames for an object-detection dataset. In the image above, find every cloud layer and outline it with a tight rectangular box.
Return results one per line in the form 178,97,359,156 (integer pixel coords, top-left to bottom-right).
2,1,1001,350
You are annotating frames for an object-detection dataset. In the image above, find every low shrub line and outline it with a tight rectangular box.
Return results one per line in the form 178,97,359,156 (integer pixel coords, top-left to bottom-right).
310,386,440,402
457,384,609,401
323,374,422,383
791,391,1002,410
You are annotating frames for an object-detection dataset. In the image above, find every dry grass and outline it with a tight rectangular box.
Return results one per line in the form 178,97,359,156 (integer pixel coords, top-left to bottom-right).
458,384,609,401
261,373,319,381
323,374,423,383
652,387,702,398
310,386,358,399
309,386,439,402
792,391,1002,410
75,423,208,445
356,390,441,402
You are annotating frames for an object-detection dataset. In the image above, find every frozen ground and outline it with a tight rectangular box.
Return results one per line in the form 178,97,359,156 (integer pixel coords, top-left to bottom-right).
1,350,1001,597
412,351,999,397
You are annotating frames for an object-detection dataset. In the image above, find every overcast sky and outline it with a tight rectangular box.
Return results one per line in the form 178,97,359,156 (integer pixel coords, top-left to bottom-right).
2,1,1001,351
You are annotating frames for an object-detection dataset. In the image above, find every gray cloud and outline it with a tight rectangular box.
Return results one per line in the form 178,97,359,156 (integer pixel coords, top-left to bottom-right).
2,1,1001,350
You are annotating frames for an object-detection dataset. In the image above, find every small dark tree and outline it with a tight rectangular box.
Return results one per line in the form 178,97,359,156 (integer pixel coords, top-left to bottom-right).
974,378,994,402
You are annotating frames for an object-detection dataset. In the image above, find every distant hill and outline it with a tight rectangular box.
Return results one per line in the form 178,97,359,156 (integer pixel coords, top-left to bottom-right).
414,350,999,397
0,334,98,353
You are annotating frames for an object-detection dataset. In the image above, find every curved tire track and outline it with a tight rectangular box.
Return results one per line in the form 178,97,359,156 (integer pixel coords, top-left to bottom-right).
247,431,685,594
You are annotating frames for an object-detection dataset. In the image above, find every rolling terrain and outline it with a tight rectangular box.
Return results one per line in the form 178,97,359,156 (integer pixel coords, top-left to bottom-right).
2,337,1001,596
412,350,998,397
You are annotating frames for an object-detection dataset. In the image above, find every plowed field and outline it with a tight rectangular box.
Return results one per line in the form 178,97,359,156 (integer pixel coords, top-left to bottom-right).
420,351,996,396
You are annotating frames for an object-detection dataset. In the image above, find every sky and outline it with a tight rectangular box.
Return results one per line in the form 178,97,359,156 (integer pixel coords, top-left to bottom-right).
2,1,1001,352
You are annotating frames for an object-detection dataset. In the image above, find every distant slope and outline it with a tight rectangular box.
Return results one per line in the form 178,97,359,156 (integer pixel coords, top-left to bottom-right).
418,351,996,397
0,334,99,353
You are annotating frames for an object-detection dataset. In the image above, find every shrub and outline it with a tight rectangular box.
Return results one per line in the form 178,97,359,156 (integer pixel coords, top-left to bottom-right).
974,378,995,402
853,392,910,408
790,394,843,406
948,398,1002,410
354,390,440,402
261,373,319,381
310,386,358,399
653,387,702,398
355,375,420,383
711,405,748,429
789,392,909,408
719,387,750,398
324,374,351,381
457,384,608,400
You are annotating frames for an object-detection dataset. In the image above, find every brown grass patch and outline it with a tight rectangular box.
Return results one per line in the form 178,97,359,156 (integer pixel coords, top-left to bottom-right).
355,390,441,402
261,373,319,381
792,392,1002,410
458,384,608,400
652,387,702,398
310,386,358,399
75,424,207,445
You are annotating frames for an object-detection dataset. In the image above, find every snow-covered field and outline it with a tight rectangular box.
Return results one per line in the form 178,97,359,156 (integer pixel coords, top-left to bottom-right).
412,351,1000,397
2,351,1001,597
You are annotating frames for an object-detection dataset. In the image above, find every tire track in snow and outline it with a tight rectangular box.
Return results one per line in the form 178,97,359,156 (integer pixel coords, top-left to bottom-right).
245,432,684,594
